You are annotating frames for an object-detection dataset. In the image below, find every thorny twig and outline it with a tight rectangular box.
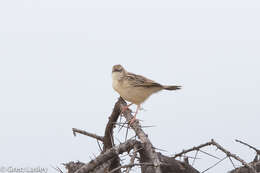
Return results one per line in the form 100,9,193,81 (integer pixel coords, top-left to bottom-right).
67,97,259,173
201,156,227,173
126,146,138,173
211,139,256,173
235,139,260,155
173,141,213,158
74,139,139,173
96,140,103,152
51,165,64,173
192,150,199,166
72,128,104,142
173,139,257,173
119,97,163,173
199,149,221,160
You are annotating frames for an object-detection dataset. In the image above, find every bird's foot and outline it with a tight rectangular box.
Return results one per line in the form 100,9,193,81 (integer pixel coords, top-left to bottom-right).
120,103,133,114
129,116,137,125
120,106,129,114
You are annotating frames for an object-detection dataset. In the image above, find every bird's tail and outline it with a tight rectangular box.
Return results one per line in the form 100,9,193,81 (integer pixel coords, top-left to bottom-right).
163,85,181,90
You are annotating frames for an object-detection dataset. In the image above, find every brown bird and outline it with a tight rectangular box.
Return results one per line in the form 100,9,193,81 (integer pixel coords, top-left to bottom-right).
112,64,181,124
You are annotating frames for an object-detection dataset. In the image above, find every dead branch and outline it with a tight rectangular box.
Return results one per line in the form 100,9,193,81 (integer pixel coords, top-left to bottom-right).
64,98,235,173
126,146,138,173
173,141,213,158
201,156,228,173
72,128,104,142
199,149,221,160
74,139,140,173
211,139,256,173
103,99,122,151
118,97,162,173
235,139,260,155
51,165,64,173
173,139,258,173
102,98,123,172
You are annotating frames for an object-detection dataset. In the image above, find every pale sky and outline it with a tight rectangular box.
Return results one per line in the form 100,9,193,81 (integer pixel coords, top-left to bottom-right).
0,1,260,173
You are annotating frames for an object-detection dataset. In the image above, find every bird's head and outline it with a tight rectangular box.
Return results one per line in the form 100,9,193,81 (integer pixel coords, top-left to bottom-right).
112,64,125,73
112,64,126,79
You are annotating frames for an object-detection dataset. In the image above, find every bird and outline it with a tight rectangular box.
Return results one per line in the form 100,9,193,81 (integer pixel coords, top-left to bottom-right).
112,64,181,124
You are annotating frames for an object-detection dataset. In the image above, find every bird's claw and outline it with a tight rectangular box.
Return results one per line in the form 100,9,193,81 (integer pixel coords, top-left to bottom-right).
120,106,129,114
129,116,137,125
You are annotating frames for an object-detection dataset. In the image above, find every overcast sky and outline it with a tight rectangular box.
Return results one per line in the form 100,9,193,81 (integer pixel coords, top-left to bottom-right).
0,0,260,173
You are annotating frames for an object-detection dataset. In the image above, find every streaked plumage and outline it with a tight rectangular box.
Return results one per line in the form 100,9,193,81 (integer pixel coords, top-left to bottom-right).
112,64,181,123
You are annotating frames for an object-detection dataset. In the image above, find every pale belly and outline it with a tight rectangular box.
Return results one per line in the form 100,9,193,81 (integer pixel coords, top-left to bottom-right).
112,80,160,105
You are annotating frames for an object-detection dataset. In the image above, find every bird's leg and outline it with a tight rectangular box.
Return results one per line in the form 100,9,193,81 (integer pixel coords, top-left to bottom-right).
129,105,140,125
121,103,133,114
118,103,134,133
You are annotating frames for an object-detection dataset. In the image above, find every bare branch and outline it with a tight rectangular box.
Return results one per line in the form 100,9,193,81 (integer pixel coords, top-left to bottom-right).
201,156,227,173
103,98,125,172
118,97,162,173
172,139,257,173
211,139,256,173
65,98,201,173
235,139,260,155
72,128,104,142
96,140,102,152
51,165,64,173
126,146,138,173
192,150,199,166
173,141,213,158
199,149,221,160
229,157,236,169
103,99,122,151
74,139,140,173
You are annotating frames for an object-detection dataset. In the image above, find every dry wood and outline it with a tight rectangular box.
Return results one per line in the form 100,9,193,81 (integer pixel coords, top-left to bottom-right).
72,128,104,142
235,139,260,155
103,99,122,150
126,146,138,173
102,98,123,172
118,97,162,173
173,141,213,158
211,139,256,173
74,139,139,173
173,139,258,173
65,98,259,173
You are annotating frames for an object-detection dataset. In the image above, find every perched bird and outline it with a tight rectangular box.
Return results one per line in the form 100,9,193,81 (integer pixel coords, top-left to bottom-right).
112,64,181,124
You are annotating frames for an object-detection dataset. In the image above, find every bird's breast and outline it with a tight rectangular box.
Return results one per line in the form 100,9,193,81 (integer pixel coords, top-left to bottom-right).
112,78,120,92
112,78,150,105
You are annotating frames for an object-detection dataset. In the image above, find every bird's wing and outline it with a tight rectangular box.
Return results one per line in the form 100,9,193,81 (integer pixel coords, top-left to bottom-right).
124,72,162,88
